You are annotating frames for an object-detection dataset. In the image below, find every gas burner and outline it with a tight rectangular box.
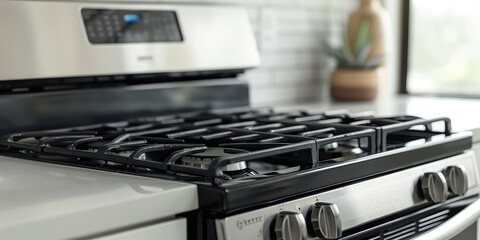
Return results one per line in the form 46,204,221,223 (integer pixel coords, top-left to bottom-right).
181,147,249,172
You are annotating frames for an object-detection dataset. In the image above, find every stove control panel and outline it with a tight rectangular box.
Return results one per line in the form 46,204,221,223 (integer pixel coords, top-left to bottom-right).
215,151,479,240
81,8,183,44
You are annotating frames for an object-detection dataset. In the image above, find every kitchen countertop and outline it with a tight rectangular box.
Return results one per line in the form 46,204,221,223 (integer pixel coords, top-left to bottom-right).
0,156,198,240
256,95,480,143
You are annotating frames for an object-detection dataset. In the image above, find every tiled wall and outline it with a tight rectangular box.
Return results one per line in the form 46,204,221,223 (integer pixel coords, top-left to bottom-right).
237,0,359,106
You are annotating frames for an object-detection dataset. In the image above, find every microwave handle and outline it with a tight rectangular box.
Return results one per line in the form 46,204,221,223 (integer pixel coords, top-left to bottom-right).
411,199,480,240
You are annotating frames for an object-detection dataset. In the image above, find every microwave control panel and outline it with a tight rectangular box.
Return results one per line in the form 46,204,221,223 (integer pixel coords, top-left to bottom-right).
81,8,183,44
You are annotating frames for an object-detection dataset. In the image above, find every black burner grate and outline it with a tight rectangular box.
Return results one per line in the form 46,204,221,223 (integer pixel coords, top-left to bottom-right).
0,108,455,184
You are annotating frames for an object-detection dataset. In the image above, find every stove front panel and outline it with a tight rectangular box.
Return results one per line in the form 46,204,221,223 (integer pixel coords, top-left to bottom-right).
215,151,479,240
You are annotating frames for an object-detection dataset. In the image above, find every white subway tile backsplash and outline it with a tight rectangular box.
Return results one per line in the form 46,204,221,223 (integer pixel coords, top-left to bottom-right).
297,52,325,67
298,0,331,9
273,69,320,87
261,9,334,33
197,0,265,6
260,52,298,68
265,0,298,7
262,35,324,51
246,7,259,22
241,69,273,87
249,3,353,104
250,85,321,104
333,0,359,12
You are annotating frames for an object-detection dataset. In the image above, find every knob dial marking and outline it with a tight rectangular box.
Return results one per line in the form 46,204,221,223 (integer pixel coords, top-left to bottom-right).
421,172,448,203
273,211,308,240
444,166,468,196
309,202,342,239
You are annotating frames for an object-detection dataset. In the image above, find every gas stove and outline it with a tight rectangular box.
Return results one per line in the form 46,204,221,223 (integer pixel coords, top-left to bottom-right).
0,107,476,239
0,1,479,240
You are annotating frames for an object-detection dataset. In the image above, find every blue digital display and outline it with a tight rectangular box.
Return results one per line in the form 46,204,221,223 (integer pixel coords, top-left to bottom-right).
124,14,139,23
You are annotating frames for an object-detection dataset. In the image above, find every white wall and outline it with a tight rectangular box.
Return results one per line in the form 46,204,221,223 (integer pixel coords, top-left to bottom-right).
237,0,359,105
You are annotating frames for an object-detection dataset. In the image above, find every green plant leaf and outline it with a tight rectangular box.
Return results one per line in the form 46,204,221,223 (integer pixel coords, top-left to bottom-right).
327,47,351,64
355,43,372,64
325,19,380,69
364,55,384,68
354,20,370,55
341,46,355,64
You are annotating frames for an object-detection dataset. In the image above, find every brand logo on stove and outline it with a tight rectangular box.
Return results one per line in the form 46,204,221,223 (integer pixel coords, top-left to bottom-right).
236,216,263,230
137,55,153,61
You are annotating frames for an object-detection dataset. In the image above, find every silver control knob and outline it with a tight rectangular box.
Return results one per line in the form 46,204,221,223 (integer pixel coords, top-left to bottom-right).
444,166,468,196
273,211,308,240
421,172,448,203
310,202,342,239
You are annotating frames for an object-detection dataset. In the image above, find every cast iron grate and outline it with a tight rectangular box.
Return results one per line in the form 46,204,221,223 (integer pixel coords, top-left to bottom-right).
0,108,455,184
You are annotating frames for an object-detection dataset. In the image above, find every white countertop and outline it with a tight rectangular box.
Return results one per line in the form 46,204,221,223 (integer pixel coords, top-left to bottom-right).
256,95,480,142
0,156,198,240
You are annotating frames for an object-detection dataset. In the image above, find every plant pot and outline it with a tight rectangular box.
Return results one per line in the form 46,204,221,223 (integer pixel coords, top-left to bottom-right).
330,68,380,101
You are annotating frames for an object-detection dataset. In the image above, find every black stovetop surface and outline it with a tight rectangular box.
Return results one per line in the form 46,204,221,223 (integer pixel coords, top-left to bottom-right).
0,107,472,214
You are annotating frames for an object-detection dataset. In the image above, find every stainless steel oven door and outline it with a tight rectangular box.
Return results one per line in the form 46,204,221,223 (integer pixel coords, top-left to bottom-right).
340,195,479,240
215,151,480,240
411,198,480,240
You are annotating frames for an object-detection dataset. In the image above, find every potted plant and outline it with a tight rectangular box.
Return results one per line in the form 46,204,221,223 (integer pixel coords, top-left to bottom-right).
327,20,383,101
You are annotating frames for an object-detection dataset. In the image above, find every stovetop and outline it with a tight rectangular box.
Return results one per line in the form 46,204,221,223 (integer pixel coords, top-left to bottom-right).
0,108,472,214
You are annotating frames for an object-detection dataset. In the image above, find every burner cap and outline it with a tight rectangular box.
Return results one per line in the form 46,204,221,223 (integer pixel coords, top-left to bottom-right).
181,147,248,171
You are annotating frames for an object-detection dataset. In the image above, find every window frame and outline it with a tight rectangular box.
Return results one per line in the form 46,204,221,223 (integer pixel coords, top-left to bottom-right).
400,0,409,94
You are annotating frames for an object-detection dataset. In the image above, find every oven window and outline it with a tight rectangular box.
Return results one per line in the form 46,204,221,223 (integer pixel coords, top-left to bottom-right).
403,0,480,96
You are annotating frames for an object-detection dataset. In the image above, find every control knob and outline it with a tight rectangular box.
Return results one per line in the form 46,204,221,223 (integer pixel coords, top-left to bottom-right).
273,211,308,240
444,166,468,196
421,172,448,203
309,202,342,239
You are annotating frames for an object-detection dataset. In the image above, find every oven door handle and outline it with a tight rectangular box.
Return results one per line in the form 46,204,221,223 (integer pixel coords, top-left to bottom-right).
411,198,480,240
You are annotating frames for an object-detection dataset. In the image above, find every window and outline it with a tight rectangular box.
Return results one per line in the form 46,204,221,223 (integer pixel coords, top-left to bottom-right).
402,0,480,96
